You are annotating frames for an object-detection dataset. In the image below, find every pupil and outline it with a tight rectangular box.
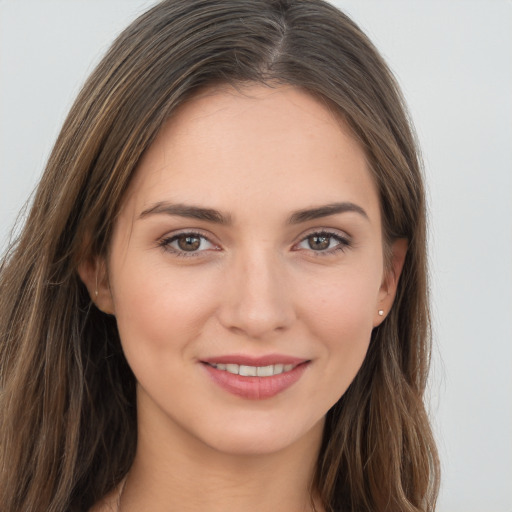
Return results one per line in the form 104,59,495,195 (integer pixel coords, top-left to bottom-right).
178,236,200,251
309,235,330,250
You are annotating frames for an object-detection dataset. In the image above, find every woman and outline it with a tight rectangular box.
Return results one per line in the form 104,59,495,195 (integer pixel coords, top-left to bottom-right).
0,1,440,510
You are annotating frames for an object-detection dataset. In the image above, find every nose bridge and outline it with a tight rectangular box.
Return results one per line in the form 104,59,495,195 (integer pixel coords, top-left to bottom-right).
218,244,295,338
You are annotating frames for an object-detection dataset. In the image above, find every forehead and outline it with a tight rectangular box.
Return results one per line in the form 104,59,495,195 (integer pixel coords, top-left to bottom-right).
122,84,380,223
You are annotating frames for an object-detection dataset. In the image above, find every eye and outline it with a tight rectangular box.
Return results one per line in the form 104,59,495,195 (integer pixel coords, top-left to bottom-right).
159,232,218,256
295,231,350,254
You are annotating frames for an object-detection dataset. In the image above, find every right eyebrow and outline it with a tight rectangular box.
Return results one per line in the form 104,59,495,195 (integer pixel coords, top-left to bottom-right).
138,201,232,225
287,202,369,224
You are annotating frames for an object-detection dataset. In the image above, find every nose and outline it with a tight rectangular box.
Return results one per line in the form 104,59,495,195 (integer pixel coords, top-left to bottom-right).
216,249,296,339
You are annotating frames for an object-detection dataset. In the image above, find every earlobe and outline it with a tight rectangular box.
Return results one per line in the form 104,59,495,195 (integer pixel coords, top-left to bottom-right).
77,256,115,315
374,238,408,326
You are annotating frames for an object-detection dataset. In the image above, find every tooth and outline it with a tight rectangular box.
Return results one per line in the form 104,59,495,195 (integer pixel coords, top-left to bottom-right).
273,364,284,375
239,365,257,376
256,365,274,377
212,362,297,376
226,364,239,375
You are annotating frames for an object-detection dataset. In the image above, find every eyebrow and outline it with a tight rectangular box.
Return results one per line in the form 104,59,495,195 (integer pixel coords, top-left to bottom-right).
138,201,368,224
288,202,369,224
139,202,232,224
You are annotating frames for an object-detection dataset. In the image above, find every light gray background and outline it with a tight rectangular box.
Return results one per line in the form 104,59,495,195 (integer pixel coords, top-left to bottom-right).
1,1,511,510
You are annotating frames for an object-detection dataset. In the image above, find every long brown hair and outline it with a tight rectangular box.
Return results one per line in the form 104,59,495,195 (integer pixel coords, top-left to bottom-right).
0,1,439,510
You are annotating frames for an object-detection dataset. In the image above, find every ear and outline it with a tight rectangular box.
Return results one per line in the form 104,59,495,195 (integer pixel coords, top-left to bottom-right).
77,256,115,315
373,238,408,327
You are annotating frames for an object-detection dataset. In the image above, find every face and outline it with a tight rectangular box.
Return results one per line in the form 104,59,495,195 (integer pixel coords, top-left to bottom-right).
84,85,404,456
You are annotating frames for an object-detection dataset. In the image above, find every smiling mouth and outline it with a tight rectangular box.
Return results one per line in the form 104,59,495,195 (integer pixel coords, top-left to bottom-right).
202,359,310,399
205,362,297,377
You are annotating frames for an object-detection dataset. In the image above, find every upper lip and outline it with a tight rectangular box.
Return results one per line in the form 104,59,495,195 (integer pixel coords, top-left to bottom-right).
201,354,309,366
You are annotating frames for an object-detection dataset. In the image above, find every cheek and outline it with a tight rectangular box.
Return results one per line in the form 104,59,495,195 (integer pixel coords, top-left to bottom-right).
300,266,380,338
296,266,380,394
108,263,222,399
110,260,220,353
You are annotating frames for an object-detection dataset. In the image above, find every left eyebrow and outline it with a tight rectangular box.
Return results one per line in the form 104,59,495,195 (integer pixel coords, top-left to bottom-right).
138,202,231,224
288,202,369,224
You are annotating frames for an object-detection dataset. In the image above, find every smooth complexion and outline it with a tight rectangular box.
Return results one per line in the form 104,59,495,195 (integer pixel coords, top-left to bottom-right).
82,85,406,512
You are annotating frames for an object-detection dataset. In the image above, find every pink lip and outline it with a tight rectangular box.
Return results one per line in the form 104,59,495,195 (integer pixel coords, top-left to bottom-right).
201,354,307,366
200,355,310,400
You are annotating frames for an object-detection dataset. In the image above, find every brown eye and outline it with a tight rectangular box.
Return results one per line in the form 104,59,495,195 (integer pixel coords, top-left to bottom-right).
177,235,201,251
295,231,350,254
307,234,331,251
160,232,217,255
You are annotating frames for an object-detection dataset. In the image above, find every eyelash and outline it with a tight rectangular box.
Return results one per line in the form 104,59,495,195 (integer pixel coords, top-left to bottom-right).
157,230,351,257
157,231,218,257
294,230,351,256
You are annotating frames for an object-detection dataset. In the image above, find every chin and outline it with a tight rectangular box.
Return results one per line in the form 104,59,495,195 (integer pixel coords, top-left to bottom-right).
189,414,326,458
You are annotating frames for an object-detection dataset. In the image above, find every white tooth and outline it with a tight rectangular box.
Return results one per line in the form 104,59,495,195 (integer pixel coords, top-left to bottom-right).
216,363,227,371
226,364,239,375
256,365,274,377
273,364,284,375
239,365,257,376
283,364,294,372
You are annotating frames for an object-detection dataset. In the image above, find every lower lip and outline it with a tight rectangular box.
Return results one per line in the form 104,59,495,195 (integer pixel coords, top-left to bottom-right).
202,362,309,400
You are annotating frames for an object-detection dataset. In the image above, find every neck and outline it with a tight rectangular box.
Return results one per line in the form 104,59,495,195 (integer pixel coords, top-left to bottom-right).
120,396,325,512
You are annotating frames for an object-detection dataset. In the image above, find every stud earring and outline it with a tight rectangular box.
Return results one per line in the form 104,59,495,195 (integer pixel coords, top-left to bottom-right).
378,309,384,316
95,289,99,298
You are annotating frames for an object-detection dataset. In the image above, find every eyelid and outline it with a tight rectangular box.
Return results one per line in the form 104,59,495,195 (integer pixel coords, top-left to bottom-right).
292,227,352,253
296,226,352,241
156,227,352,257
157,229,221,256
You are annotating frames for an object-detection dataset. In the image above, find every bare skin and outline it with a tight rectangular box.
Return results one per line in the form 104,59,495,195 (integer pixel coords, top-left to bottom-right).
84,84,405,512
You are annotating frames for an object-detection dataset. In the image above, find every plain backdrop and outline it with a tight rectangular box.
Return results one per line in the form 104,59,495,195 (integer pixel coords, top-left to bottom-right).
1,1,511,510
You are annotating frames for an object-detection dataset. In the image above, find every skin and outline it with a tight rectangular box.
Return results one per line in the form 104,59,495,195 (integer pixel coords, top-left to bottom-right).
82,84,406,512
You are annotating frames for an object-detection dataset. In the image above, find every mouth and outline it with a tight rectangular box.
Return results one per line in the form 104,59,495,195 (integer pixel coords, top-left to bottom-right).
200,355,310,400
205,362,297,377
